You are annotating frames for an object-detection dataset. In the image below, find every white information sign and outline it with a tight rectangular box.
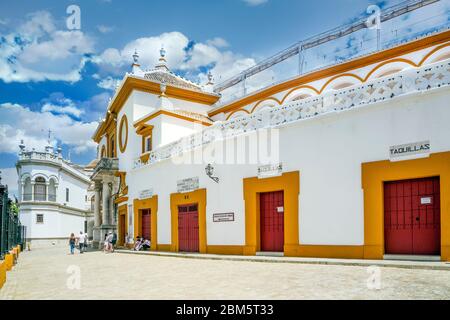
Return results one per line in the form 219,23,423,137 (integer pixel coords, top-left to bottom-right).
258,163,283,179
177,177,199,193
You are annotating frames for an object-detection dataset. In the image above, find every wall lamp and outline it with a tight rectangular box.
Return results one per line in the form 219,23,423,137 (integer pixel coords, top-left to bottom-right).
205,164,219,183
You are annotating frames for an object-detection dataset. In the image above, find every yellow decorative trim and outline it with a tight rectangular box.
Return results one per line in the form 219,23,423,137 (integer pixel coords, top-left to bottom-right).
280,85,320,104
319,73,364,92
139,153,150,164
134,110,213,128
250,97,282,113
243,171,300,257
93,76,219,142
419,42,450,65
118,114,128,154
115,171,128,196
157,244,171,252
207,245,244,255
297,245,363,259
225,109,251,120
136,124,154,135
362,151,450,261
170,189,207,253
133,196,158,251
114,196,128,204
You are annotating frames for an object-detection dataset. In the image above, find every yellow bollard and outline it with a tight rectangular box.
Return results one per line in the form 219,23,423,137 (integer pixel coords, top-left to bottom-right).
0,260,6,289
4,254,13,271
11,249,17,265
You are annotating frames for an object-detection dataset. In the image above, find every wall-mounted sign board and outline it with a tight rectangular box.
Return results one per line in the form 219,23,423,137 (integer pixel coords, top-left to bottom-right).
258,163,283,179
420,197,433,205
213,213,235,223
390,141,430,161
139,189,153,200
177,177,199,193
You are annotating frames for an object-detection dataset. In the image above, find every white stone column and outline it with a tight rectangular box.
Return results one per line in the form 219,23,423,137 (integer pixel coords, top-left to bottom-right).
109,194,115,225
45,182,49,202
94,185,101,227
54,184,58,202
102,181,110,226
31,182,35,201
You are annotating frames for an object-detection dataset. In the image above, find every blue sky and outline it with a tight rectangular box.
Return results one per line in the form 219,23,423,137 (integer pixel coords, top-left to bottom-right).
0,0,449,195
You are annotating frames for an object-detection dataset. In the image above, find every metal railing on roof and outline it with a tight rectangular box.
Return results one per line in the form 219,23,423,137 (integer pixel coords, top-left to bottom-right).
213,0,445,103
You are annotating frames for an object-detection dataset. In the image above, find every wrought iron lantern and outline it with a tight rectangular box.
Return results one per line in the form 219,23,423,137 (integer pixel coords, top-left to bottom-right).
205,164,219,183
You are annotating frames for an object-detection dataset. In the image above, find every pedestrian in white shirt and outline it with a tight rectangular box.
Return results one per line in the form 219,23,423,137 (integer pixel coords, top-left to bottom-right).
78,231,85,254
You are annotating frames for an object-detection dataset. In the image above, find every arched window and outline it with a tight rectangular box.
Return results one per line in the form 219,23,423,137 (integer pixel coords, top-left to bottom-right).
23,177,32,201
34,177,47,201
48,179,57,202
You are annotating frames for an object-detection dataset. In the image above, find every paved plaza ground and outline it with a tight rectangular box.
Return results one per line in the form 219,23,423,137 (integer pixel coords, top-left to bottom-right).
1,246,449,300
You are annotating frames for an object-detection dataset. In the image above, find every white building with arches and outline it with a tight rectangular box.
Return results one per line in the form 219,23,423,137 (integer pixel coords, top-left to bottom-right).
92,29,450,262
16,140,93,246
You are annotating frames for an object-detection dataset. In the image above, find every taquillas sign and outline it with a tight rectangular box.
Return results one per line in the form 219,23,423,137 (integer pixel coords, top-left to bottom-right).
390,141,430,159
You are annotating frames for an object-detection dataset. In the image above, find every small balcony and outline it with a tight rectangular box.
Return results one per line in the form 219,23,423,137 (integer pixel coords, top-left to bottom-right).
91,158,119,180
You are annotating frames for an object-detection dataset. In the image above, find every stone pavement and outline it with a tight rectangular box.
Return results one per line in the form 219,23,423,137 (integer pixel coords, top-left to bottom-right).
116,250,450,271
0,245,449,300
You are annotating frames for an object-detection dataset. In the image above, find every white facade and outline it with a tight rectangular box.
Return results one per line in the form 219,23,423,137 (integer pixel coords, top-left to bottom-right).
17,144,93,246
93,31,450,260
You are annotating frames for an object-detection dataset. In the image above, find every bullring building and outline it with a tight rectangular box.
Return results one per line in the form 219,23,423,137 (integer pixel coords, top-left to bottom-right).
91,28,450,261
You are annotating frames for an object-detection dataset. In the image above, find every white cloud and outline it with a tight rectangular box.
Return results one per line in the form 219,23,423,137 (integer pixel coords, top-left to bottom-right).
41,103,84,118
94,32,263,89
97,25,114,34
0,10,94,83
0,103,98,156
206,37,229,48
243,0,268,6
97,76,120,91
0,167,18,199
95,31,190,73
19,30,94,64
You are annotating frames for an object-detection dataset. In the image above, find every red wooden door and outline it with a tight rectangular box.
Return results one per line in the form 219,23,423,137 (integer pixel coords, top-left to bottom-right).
141,209,151,240
384,177,440,255
178,204,199,252
260,191,284,252
119,214,126,245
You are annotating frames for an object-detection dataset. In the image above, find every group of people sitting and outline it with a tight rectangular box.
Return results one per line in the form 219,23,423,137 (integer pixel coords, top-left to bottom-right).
133,236,151,251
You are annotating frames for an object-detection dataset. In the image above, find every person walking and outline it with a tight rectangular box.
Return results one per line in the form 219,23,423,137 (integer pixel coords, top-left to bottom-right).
103,233,109,253
78,231,85,254
111,232,117,252
84,231,89,252
69,233,76,255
